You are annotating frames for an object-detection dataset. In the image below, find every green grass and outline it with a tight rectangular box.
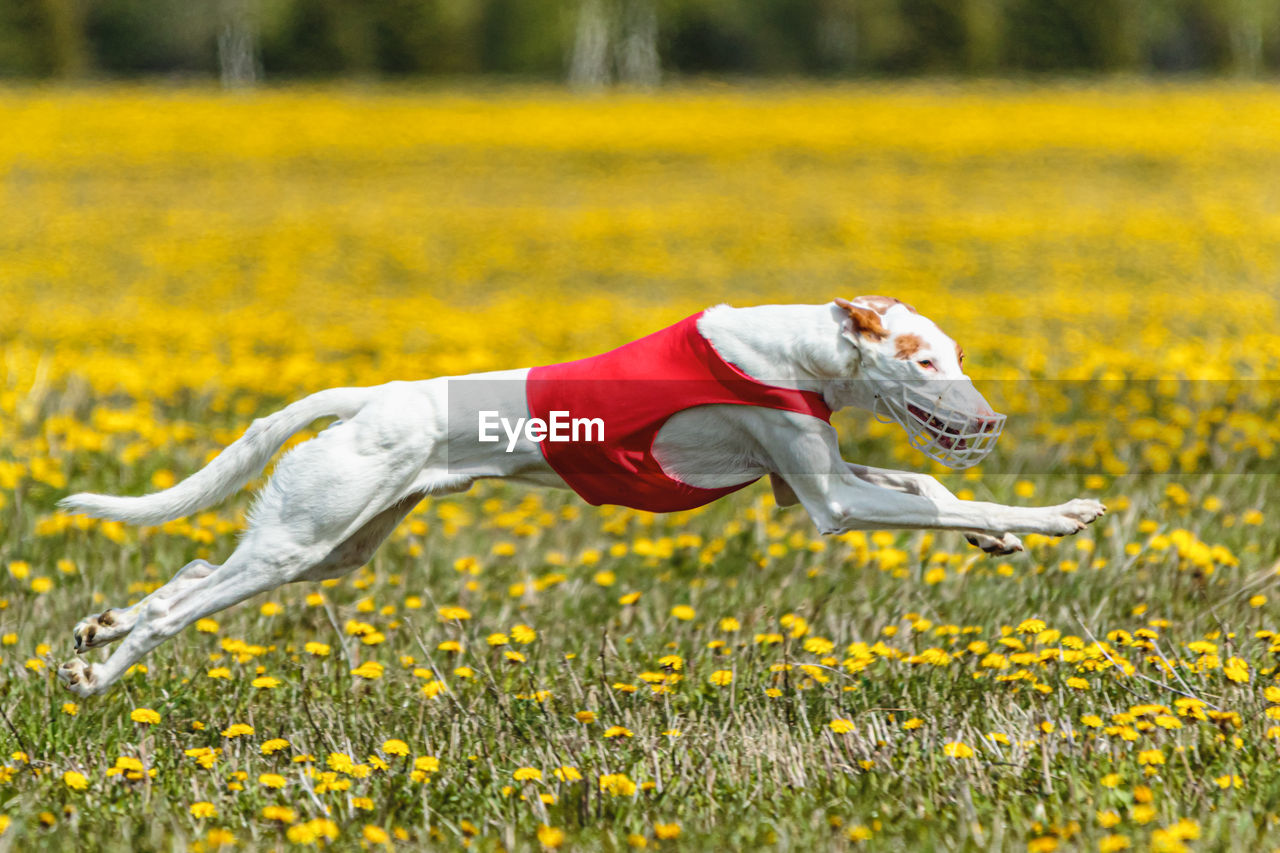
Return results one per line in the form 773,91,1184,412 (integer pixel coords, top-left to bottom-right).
1,406,1277,851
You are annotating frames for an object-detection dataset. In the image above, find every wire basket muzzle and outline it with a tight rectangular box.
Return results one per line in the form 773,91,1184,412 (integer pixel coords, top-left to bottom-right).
872,381,1005,469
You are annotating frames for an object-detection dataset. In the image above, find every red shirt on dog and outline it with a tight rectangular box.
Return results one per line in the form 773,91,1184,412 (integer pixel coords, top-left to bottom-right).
526,312,832,512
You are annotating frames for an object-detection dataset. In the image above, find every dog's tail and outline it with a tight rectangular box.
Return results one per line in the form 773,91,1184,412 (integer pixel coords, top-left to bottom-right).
59,386,376,526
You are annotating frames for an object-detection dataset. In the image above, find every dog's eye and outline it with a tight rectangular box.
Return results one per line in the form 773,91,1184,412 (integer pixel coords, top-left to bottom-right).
917,359,935,371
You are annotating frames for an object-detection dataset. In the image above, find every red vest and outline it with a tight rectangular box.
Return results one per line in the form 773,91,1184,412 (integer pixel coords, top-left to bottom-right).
526,312,832,512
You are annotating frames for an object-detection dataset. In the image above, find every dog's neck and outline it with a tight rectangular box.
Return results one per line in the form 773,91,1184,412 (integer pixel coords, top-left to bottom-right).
697,303,860,409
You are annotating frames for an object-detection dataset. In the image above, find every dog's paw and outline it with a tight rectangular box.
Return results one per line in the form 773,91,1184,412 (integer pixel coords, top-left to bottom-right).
74,609,132,653
58,659,99,697
1060,498,1106,525
1039,499,1106,537
965,532,1024,556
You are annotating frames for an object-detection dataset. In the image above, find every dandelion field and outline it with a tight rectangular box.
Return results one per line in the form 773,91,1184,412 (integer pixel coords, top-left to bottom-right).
3,83,1280,851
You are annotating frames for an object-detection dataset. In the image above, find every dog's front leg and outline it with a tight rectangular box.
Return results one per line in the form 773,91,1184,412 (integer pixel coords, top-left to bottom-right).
846,464,1022,554
762,424,1103,537
802,474,1102,536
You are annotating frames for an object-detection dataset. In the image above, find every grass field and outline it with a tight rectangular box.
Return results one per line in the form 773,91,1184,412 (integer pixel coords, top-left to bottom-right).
2,82,1280,851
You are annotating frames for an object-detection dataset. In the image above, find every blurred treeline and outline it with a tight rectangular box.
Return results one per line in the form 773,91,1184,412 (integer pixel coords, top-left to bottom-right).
1,0,1277,83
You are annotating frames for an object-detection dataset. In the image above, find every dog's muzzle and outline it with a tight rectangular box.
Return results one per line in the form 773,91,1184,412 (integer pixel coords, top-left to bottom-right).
872,381,1005,469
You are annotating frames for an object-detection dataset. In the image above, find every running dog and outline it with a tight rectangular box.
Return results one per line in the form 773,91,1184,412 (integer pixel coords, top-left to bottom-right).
57,297,1104,695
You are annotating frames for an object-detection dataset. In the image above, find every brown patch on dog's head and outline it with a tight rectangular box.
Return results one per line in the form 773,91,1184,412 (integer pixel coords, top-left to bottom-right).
895,333,924,360
834,297,887,341
854,295,917,315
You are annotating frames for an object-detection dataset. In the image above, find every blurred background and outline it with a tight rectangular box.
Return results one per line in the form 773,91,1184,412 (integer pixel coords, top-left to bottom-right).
1,0,1278,85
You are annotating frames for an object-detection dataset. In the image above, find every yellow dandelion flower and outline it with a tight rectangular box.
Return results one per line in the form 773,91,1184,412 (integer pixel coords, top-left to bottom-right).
1131,804,1157,825
654,823,680,840
363,825,391,845
381,739,409,757
350,661,384,679
846,825,873,841
709,669,733,686
130,708,160,725
260,739,290,755
62,771,88,791
189,802,217,819
829,719,855,733
537,824,565,848
258,773,287,789
206,828,235,846
599,773,637,797
1223,657,1251,683
943,742,975,759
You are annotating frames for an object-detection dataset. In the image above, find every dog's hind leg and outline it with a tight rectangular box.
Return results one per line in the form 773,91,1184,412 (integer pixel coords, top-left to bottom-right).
72,558,218,652
59,539,297,696
61,493,433,694
59,383,443,696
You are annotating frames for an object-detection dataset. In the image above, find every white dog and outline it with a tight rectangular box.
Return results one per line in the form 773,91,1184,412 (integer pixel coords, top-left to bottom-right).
57,297,1103,696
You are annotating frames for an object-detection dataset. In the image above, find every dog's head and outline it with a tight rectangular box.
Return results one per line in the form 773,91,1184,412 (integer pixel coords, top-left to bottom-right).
832,296,1004,468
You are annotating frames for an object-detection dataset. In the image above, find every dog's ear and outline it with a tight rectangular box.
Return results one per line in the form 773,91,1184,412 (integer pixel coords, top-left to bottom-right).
834,297,887,342
853,294,917,315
